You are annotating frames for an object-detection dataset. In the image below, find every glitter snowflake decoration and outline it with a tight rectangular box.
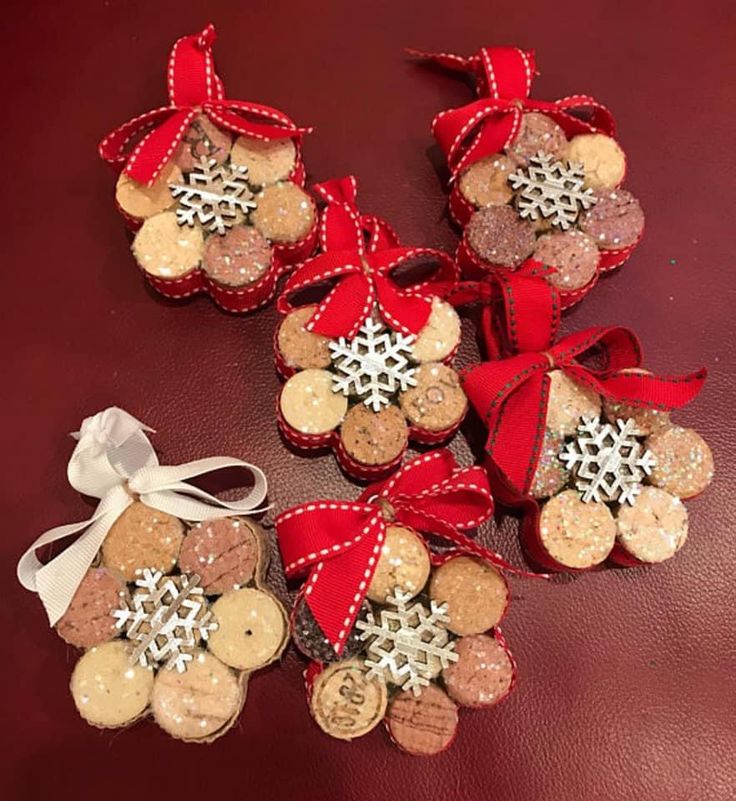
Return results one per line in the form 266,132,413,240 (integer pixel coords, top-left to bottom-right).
170,156,257,235
356,587,458,696
508,151,597,230
329,317,418,412
113,568,218,673
559,416,656,506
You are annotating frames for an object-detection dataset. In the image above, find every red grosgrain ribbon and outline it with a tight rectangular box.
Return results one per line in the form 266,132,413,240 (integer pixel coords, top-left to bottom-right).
99,24,310,186
409,46,616,178
277,176,459,339
276,449,525,654
459,267,707,495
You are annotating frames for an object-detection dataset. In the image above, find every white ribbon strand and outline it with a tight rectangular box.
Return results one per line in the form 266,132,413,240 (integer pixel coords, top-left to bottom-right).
17,407,269,626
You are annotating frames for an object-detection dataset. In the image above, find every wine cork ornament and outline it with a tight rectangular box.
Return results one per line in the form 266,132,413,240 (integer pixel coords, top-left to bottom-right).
506,112,568,165
387,685,459,756
275,177,463,479
615,487,688,564
442,634,515,707
566,133,626,190
99,25,316,313
458,154,515,208
646,427,714,499
579,189,645,250
56,567,125,649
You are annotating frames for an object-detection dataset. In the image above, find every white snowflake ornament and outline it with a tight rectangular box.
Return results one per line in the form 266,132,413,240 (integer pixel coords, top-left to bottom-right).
170,156,257,235
508,151,597,230
113,568,218,673
356,587,458,696
329,317,418,412
559,416,656,506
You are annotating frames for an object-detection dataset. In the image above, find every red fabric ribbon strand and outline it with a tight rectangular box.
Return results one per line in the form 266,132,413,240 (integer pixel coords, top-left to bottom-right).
99,24,310,185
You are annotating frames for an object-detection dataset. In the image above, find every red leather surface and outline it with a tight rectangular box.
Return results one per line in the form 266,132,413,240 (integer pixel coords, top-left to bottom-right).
2,2,734,800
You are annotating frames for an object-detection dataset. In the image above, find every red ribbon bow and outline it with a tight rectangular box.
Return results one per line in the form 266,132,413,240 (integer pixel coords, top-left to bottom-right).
410,46,616,178
458,265,707,495
277,176,458,339
99,24,310,186
275,449,520,654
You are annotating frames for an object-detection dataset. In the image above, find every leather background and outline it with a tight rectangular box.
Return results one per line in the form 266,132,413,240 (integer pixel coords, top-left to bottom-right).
2,2,734,799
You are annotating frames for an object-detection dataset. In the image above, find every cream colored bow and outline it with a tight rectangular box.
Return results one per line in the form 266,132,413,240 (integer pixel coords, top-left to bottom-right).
17,407,269,625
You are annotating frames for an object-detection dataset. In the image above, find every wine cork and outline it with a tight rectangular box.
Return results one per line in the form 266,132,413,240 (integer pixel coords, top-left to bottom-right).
178,518,261,595
230,135,297,186
466,205,536,268
646,426,714,499
429,556,508,635
411,298,462,363
292,598,370,663
115,161,181,220
545,370,602,437
101,501,184,582
208,588,286,671
280,369,347,435
339,404,408,466
132,211,204,279
367,525,431,603
71,641,153,728
202,225,273,287
310,659,388,740
566,133,626,190
616,487,688,564
151,650,242,741
539,489,616,569
175,114,232,172
442,634,514,707
386,685,458,756
458,154,515,208
533,230,599,291
56,567,124,649
506,112,567,164
602,372,672,435
251,182,315,243
277,306,332,370
530,429,571,499
399,363,467,432
579,189,645,250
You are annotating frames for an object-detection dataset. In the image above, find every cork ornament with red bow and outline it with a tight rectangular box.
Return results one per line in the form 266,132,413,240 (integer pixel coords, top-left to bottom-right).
99,24,317,313
411,46,646,309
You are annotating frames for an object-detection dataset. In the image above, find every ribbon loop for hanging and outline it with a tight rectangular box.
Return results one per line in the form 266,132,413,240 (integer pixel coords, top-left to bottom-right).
17,407,269,626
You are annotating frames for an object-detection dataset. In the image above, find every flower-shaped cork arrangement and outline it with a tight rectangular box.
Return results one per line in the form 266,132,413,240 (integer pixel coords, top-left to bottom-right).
276,451,523,756
275,176,464,479
99,25,317,313
17,408,287,743
413,46,645,309
459,267,713,572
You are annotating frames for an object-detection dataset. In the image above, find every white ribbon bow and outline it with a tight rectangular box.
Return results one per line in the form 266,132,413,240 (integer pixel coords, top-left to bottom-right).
17,407,269,626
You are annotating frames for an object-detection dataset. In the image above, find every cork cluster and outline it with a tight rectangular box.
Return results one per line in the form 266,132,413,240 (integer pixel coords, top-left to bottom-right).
57,502,287,743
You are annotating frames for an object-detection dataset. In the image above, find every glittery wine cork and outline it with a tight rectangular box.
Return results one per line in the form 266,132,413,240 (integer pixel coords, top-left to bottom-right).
545,370,602,437
178,518,261,595
603,396,671,437
399,363,467,432
151,650,242,741
115,161,181,220
539,489,616,568
230,135,297,187
579,189,645,250
458,154,515,208
175,114,232,172
208,588,286,670
132,211,204,279
530,429,571,499
429,557,508,635
102,502,184,581
56,567,125,649
533,230,599,291
202,225,273,287
506,112,568,164
466,205,536,268
339,404,408,467
280,369,348,435
411,298,462,363
310,659,388,741
646,426,714,499
251,182,315,244
367,525,431,603
616,486,689,564
442,633,514,707
386,684,459,756
71,641,153,728
566,133,626,190
292,598,370,663
277,306,332,370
